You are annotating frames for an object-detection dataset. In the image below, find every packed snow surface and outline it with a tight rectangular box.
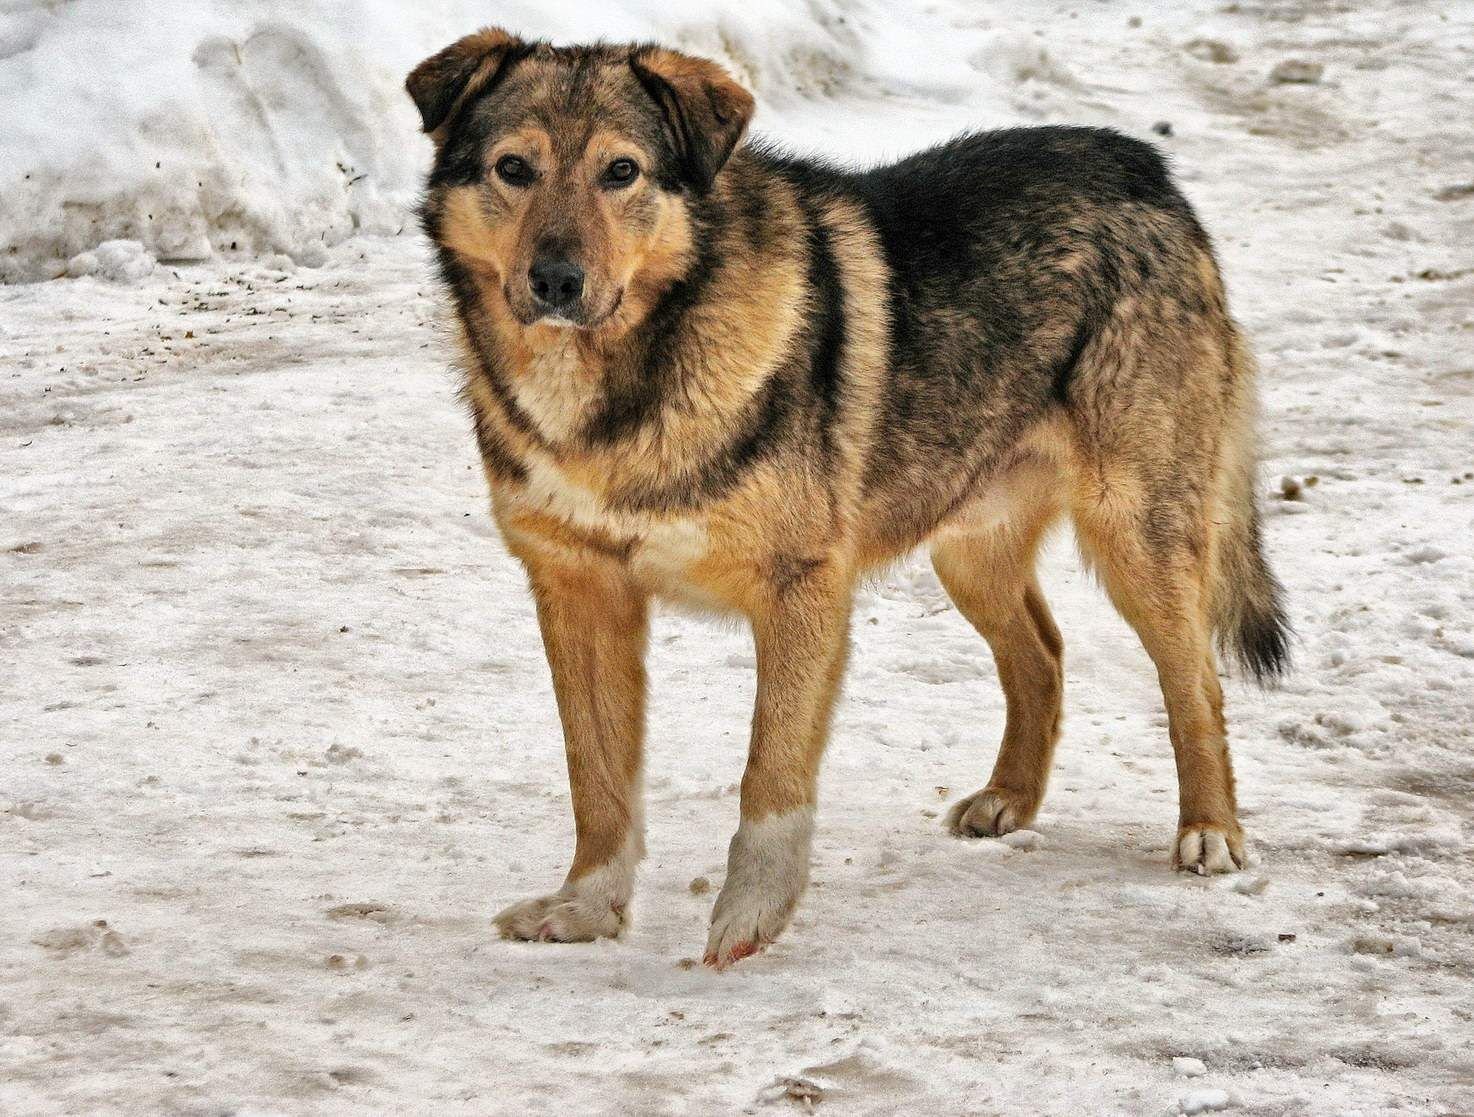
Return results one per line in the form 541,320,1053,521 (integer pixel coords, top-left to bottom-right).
3,1,1474,1114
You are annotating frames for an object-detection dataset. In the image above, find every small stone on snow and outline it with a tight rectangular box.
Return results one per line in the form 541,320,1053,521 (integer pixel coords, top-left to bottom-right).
1269,59,1323,84
756,1076,824,1108
1179,1088,1232,1114
1184,38,1238,64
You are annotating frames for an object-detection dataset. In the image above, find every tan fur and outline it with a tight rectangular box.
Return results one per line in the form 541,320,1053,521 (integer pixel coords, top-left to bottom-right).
411,29,1284,963
935,441,1068,838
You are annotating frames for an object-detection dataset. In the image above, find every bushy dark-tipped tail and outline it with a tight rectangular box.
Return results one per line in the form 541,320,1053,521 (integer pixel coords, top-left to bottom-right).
1211,333,1292,684
1215,505,1292,683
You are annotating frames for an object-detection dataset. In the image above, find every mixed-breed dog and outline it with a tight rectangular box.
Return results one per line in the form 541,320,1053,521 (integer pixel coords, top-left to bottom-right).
403,27,1290,968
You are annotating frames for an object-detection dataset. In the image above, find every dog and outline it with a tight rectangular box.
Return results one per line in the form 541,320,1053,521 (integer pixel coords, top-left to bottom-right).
406,28,1290,968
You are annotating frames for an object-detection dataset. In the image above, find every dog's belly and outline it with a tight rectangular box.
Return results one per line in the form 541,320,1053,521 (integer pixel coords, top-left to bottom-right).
932,478,1020,538
927,445,1067,545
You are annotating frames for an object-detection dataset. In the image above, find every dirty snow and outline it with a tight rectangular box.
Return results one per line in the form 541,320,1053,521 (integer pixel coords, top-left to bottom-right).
0,0,963,282
3,1,1474,1114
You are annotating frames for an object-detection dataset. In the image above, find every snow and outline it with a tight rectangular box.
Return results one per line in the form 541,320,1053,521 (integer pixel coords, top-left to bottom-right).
63,240,156,284
3,0,1474,1114
1173,1056,1209,1078
0,0,968,282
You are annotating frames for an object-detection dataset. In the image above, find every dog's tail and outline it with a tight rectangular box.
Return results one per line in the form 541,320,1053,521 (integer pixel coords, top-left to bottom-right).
1208,328,1291,684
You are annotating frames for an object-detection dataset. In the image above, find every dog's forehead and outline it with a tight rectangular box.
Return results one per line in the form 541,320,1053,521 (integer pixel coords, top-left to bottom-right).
490,52,661,153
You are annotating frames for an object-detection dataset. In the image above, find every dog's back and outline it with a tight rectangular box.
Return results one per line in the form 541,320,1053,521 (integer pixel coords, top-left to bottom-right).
732,127,1287,690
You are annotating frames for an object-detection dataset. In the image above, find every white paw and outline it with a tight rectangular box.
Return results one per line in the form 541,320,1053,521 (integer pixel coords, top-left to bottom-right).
704,808,813,969
493,888,624,942
494,840,638,942
945,786,1035,838
1174,824,1246,875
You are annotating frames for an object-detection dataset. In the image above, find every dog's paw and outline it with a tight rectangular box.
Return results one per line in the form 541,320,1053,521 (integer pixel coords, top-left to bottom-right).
495,839,640,943
945,786,1036,838
1173,823,1246,875
703,880,799,970
494,887,625,942
495,872,633,949
702,809,813,970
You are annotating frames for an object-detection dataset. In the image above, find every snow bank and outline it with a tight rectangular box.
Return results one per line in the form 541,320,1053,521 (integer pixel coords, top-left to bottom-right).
0,0,980,283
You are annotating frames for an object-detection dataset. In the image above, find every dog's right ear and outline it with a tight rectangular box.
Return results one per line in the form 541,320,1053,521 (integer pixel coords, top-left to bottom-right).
406,27,527,144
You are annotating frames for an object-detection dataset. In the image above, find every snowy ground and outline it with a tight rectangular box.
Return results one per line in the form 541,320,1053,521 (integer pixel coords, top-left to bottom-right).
4,2,1474,1114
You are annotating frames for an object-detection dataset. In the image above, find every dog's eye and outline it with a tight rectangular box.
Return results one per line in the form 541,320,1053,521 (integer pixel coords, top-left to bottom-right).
602,159,639,187
494,155,535,187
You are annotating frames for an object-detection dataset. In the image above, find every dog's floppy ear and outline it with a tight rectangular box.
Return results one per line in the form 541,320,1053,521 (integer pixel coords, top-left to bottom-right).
631,47,755,194
406,27,528,143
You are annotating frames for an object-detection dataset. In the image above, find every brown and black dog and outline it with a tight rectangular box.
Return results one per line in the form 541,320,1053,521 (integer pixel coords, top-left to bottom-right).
406,28,1289,967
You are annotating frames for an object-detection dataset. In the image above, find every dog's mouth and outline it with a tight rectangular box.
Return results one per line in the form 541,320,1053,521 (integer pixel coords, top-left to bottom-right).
504,285,624,331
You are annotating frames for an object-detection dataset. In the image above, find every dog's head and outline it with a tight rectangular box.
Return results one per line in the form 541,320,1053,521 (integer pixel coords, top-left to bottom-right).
408,29,754,333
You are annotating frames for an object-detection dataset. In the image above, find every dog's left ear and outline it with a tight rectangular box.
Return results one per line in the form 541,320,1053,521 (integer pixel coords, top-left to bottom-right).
631,47,755,194
406,27,528,144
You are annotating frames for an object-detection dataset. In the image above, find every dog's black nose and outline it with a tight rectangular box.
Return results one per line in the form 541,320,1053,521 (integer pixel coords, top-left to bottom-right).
528,256,585,314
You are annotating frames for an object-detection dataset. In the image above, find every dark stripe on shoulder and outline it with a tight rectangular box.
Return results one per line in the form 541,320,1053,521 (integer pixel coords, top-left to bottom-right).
609,371,796,514
704,372,795,494
798,195,847,464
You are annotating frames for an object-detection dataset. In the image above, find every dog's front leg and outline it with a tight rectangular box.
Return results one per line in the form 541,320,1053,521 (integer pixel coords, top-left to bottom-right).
494,553,649,943
705,563,851,968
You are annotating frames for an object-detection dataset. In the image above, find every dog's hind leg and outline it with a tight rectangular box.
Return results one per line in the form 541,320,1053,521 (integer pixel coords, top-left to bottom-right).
932,487,1065,840
704,559,851,969
494,550,650,942
1069,480,1245,874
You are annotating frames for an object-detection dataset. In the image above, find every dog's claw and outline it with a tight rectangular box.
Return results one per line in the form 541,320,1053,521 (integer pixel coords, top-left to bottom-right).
703,940,761,970
946,786,1036,838
1173,823,1246,874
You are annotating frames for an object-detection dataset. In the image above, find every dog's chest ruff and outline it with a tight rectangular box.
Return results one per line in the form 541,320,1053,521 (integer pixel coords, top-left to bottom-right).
509,341,596,445
519,454,713,594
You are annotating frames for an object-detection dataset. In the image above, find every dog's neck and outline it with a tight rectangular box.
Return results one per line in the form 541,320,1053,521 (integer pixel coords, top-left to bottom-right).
492,311,610,446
